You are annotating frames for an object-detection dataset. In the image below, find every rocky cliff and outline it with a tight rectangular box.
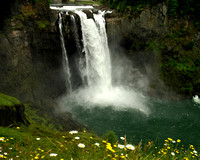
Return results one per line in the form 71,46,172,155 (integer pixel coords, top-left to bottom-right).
0,0,85,131
105,2,200,98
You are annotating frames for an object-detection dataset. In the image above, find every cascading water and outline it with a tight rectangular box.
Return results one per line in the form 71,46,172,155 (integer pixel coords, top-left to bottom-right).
59,12,72,93
60,10,149,114
75,10,112,89
70,15,86,84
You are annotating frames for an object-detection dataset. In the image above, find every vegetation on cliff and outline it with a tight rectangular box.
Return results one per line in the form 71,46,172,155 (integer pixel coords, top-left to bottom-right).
101,0,200,29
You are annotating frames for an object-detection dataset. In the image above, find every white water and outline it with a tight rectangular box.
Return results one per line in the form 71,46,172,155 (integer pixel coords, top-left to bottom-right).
58,10,149,114
70,15,86,84
50,5,94,11
75,10,112,88
59,13,72,93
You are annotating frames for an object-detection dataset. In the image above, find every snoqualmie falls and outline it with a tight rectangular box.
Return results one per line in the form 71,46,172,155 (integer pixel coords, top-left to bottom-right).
50,5,200,146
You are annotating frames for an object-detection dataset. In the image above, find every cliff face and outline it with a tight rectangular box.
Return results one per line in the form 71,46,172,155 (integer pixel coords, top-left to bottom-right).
105,2,200,98
0,0,66,105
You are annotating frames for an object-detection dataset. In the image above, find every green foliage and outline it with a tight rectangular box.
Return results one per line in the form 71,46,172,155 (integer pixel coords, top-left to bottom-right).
36,20,50,29
0,126,199,159
102,130,118,145
0,93,21,107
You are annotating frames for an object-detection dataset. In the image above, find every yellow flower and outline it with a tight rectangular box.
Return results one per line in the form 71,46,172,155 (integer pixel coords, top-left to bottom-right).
102,140,107,143
41,156,45,159
113,145,117,147
183,157,189,160
167,147,170,149
155,147,157,149
177,139,181,143
115,155,119,158
34,156,39,159
16,127,20,129
60,159,64,160
60,145,64,148
90,137,93,139
62,136,65,138
120,155,125,159
168,138,173,141
112,158,116,160
41,150,44,152
107,154,111,157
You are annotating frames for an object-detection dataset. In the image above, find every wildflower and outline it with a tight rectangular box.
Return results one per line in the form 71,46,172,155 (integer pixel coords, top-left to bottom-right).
164,143,167,146
4,153,7,155
16,127,20,129
41,156,45,159
155,147,157,149
126,144,135,150
9,148,12,150
167,147,170,149
183,157,189,160
107,154,111,157
168,138,173,141
50,153,57,157
36,138,40,141
118,144,125,149
102,140,107,143
112,158,116,160
60,145,64,148
0,154,4,158
62,136,65,138
113,145,117,147
172,140,176,143
115,155,118,158
0,137,5,141
78,143,85,148
120,137,125,140
69,130,78,134
94,143,100,147
34,156,39,159
171,152,175,156
120,155,125,159
177,139,181,143
60,159,64,160
193,151,197,154
74,137,80,140
90,137,93,139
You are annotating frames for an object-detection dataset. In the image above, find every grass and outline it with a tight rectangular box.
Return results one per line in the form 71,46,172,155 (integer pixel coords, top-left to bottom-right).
0,124,199,159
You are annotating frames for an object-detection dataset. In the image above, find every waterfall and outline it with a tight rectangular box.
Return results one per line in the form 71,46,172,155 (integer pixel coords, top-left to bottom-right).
58,12,72,93
51,7,149,114
70,15,86,84
75,10,112,90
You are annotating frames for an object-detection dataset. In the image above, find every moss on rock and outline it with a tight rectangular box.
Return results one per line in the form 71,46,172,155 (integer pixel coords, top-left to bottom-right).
0,93,29,127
